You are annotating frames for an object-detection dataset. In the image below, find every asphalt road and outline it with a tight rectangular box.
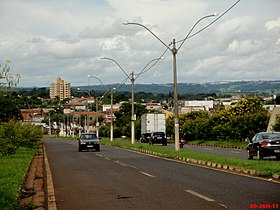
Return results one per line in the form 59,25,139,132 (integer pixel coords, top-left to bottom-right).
43,139,280,210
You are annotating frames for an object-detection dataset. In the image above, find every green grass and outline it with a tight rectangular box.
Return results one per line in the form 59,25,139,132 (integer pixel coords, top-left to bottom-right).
186,140,248,149
0,147,37,210
100,139,280,178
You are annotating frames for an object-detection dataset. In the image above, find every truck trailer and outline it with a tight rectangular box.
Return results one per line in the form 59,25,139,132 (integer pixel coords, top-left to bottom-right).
140,113,167,145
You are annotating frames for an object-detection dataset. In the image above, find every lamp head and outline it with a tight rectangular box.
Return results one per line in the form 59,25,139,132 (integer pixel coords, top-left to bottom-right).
123,21,129,25
213,13,219,16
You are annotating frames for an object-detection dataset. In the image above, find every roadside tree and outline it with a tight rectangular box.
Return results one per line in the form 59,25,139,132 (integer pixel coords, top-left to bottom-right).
0,95,22,122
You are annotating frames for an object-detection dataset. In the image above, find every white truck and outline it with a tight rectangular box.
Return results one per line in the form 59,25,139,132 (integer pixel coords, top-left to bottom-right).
140,113,167,145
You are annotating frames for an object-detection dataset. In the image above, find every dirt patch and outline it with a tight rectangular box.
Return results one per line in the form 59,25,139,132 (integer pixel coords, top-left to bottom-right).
19,145,46,210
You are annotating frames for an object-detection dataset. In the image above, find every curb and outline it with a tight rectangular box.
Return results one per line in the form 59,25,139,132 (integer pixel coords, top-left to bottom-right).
128,147,280,182
19,146,45,209
43,145,57,210
20,145,57,209
186,143,245,150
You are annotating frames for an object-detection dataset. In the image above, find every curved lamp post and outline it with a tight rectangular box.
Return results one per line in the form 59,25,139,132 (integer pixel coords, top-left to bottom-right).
123,13,218,151
95,95,105,137
88,75,116,141
101,56,164,144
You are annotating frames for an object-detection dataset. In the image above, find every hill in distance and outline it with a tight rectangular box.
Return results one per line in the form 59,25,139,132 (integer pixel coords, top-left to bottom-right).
79,80,280,95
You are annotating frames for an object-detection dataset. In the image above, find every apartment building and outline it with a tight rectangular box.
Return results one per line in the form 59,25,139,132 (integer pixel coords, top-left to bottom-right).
50,77,71,100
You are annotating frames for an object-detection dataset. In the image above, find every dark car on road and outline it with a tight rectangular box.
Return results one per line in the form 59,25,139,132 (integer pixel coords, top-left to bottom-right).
150,132,167,146
247,132,280,160
78,133,100,152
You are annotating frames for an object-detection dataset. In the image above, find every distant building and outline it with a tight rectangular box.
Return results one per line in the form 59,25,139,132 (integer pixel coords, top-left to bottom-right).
144,103,162,111
50,77,71,100
183,100,214,112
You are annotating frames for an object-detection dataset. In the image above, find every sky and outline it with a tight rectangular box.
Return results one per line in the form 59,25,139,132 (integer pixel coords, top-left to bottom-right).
0,0,280,88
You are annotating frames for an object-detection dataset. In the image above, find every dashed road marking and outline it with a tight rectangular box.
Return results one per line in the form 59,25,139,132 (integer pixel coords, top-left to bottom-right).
185,189,215,202
139,171,156,178
113,160,128,167
185,190,228,209
95,154,104,158
127,164,138,169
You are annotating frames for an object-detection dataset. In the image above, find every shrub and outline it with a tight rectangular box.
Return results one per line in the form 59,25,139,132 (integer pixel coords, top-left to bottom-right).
180,96,269,142
0,122,42,156
272,115,280,131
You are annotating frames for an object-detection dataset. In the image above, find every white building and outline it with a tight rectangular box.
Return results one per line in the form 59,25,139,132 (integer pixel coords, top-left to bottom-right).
183,100,214,112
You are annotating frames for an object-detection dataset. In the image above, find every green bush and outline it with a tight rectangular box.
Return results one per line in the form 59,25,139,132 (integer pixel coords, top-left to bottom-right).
272,115,280,131
181,96,269,142
0,122,42,156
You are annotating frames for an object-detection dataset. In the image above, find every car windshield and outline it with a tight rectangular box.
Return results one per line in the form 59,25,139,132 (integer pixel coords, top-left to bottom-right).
262,133,280,139
81,134,97,139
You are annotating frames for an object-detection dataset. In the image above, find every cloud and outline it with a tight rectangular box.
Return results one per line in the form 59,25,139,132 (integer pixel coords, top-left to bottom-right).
227,39,264,55
265,17,280,31
1,0,280,87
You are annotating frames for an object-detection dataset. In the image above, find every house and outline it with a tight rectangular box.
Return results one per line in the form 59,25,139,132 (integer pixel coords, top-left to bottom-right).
144,103,162,111
182,100,214,113
20,108,53,122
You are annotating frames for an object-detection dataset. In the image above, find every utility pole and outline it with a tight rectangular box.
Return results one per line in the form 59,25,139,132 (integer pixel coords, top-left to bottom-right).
131,71,136,144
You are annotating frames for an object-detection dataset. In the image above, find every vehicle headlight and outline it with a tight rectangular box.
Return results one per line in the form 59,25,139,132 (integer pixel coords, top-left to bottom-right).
80,141,86,144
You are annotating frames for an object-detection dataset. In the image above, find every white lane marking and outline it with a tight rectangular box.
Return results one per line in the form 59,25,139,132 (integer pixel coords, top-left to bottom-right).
113,160,127,167
219,203,228,209
95,154,103,158
105,157,111,161
139,171,156,178
185,189,215,202
127,164,138,169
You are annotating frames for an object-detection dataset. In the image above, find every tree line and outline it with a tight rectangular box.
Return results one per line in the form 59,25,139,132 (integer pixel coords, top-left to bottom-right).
1,90,280,154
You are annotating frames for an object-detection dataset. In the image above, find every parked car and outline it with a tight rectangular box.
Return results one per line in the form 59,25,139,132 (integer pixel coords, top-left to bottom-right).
77,133,100,152
150,132,167,146
247,132,280,160
140,133,152,143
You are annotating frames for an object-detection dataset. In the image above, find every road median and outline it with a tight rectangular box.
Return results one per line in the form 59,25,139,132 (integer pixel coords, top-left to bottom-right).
101,140,280,182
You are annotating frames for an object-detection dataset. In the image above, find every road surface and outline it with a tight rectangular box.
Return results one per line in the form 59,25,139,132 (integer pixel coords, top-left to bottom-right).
43,139,279,210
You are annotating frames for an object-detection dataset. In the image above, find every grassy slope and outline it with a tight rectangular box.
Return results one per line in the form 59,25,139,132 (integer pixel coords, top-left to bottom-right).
0,148,36,210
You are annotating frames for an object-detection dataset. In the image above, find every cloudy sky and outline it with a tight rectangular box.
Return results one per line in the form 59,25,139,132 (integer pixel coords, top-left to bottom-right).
0,0,279,87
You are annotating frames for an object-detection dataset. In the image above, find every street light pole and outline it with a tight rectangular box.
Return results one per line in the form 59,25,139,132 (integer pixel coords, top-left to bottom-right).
101,56,164,145
110,88,116,141
88,75,115,141
172,39,180,151
96,99,99,137
131,71,135,144
110,89,113,141
123,13,218,151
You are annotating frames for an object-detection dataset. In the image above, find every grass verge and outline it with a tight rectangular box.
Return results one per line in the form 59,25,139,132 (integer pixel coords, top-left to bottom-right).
186,140,248,149
100,139,280,179
0,147,37,210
